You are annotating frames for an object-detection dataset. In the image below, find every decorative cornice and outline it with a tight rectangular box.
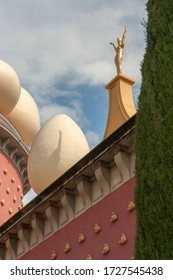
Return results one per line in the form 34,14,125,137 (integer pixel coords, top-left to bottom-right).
0,117,30,194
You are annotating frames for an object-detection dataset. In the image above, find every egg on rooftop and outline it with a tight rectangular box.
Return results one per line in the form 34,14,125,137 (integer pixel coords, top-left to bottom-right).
0,59,20,115
7,87,40,147
27,114,90,194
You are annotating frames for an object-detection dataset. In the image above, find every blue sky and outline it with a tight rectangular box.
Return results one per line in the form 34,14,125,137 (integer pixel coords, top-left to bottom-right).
0,0,147,203
0,0,146,148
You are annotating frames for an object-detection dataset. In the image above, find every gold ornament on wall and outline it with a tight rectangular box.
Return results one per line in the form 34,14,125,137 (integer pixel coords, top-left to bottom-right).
86,254,93,260
18,204,22,210
9,208,13,215
0,199,5,206
102,243,110,254
64,242,71,253
11,177,15,183
17,185,21,192
13,196,17,203
127,201,135,212
3,168,8,175
94,223,102,234
50,250,57,260
78,233,85,243
6,188,10,194
119,233,127,245
110,212,118,222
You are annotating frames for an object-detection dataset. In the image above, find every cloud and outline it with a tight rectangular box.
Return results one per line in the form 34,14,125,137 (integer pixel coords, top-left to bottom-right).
0,0,146,153
85,130,101,149
23,188,36,206
0,0,146,90
39,99,89,129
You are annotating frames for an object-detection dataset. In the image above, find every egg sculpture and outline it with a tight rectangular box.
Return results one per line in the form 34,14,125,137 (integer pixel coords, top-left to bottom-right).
0,59,21,115
7,87,40,146
27,114,90,194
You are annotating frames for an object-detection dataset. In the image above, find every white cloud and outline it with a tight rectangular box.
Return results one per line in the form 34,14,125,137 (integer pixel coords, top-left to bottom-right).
39,99,89,129
0,0,147,206
23,188,36,206
0,0,146,90
85,130,101,149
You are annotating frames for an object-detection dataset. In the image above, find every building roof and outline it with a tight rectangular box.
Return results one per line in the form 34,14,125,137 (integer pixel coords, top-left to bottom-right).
0,114,136,259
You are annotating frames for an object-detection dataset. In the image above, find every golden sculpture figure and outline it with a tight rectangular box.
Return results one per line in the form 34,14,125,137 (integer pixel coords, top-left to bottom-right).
110,26,127,74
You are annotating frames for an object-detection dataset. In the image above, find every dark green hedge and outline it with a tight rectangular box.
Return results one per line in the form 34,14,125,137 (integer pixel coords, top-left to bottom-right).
135,0,173,259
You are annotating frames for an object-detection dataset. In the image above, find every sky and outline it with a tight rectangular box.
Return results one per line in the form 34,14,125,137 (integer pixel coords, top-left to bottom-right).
0,0,147,203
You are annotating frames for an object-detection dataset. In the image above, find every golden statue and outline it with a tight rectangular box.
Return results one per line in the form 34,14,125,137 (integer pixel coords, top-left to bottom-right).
110,26,127,74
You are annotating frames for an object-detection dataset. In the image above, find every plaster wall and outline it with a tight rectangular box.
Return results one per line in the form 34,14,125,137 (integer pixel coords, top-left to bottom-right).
0,150,23,224
20,177,136,260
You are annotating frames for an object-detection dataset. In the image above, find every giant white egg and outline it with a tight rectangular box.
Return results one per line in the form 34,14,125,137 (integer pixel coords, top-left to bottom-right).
7,87,40,146
0,60,20,115
27,114,90,194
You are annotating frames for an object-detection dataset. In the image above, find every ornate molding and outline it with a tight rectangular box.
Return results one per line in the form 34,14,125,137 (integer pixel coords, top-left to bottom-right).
0,121,30,194
5,233,18,260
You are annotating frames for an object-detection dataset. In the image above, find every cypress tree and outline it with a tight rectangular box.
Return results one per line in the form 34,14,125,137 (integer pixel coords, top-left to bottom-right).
135,0,173,259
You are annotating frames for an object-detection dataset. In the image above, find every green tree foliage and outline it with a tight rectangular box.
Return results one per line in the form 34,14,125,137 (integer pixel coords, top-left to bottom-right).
135,0,173,259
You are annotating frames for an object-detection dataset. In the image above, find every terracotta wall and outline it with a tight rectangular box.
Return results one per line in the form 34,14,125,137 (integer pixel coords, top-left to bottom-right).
20,177,136,260
0,150,23,225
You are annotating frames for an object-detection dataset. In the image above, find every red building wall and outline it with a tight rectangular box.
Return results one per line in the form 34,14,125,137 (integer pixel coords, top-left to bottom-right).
21,177,136,260
0,150,23,225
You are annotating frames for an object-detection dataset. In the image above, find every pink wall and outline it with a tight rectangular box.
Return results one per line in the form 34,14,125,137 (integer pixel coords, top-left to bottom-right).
21,177,136,260
0,150,23,225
